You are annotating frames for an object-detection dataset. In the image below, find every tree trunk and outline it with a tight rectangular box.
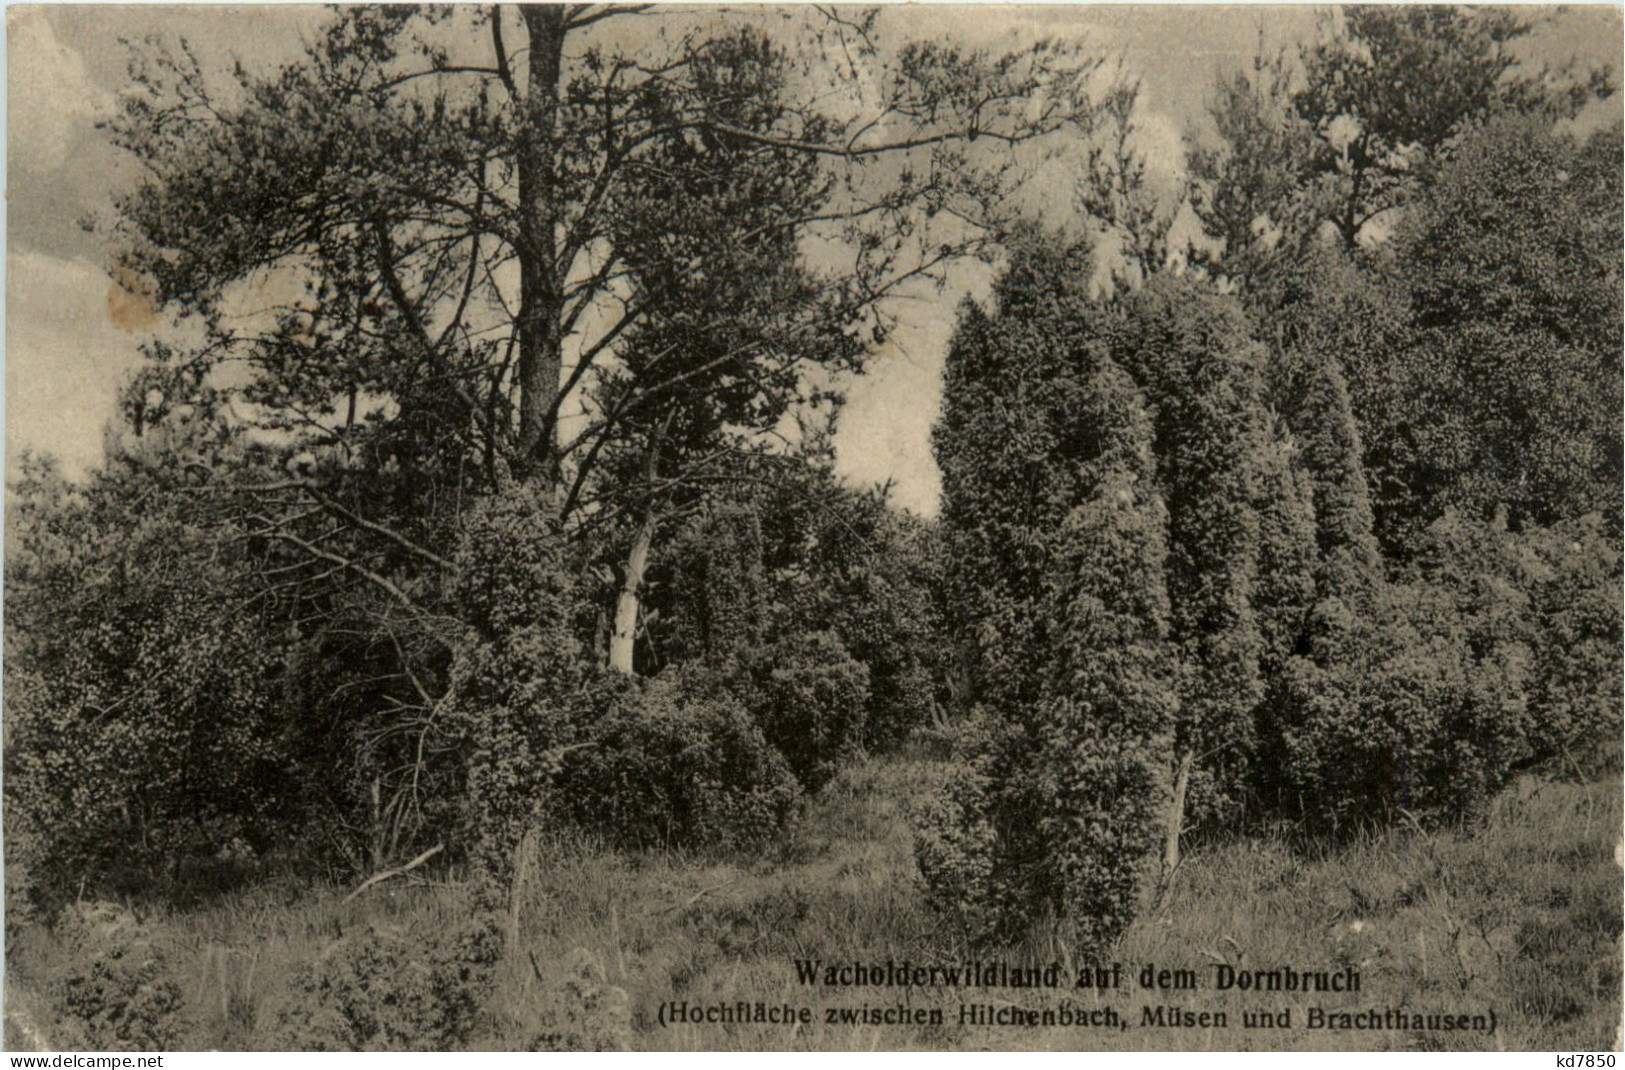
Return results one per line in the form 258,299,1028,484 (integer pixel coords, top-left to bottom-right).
515,6,567,486
609,424,668,674
369,776,385,872
609,514,654,674
1158,749,1193,908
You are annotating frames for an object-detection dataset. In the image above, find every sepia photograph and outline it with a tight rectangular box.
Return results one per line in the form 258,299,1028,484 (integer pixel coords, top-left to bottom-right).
4,1,1622,1053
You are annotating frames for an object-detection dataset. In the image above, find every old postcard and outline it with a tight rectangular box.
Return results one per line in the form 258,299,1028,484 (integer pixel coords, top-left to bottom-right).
5,3,1622,1053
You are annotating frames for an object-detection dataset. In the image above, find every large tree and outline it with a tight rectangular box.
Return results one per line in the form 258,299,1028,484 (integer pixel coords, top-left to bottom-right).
74,7,1107,878
1185,42,1319,291
1381,115,1624,541
1294,5,1611,250
932,230,1098,716
1110,277,1270,849
104,7,1104,698
108,6,1099,493
919,238,1175,946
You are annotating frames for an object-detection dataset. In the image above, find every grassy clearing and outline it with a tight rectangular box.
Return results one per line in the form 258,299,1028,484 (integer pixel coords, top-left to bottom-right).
6,749,1619,1051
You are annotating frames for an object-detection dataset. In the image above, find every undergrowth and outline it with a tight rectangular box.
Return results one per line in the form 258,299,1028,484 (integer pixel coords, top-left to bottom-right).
6,751,1618,1051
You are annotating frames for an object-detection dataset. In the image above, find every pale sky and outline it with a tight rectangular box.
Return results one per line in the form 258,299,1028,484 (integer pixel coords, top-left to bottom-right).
7,3,1622,515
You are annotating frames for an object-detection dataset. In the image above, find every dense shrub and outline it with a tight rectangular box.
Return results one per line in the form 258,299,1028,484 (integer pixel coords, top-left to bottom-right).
1034,434,1179,950
1253,352,1388,822
1250,435,1318,678
1114,276,1269,828
818,518,945,749
655,479,942,758
6,458,293,909
510,949,632,1052
748,630,870,791
555,667,803,850
923,196,1624,952
1274,511,1543,831
914,709,1035,946
1292,117,1625,557
447,488,595,882
918,343,1177,951
932,233,1100,718
1514,514,1623,775
658,502,769,669
1276,610,1527,832
273,916,502,1051
920,488,1177,951
776,489,947,749
448,490,809,871
48,902,184,1051
919,236,1096,949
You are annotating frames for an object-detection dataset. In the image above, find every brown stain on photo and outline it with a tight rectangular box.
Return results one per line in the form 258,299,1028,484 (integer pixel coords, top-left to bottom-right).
106,264,158,332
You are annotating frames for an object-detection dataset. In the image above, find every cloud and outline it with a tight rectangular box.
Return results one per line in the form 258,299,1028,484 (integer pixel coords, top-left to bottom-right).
832,260,993,518
7,9,111,172
1129,98,1189,190
6,251,146,477
835,333,946,517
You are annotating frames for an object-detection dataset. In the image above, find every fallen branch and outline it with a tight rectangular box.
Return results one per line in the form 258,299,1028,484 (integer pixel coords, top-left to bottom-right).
343,843,444,904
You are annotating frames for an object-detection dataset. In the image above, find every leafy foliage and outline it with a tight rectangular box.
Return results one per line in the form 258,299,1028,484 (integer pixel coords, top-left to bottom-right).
650,466,946,764
29,5,1101,906
932,231,1098,717
658,502,770,671
48,902,184,1051
5,456,293,908
1294,6,1610,249
554,667,802,851
1378,117,1624,544
1186,45,1319,289
7,5,1621,972
758,466,948,749
1030,362,1177,951
1113,277,1270,826
447,488,595,882
914,709,1035,946
919,244,1176,949
1270,504,1622,834
1516,515,1624,775
747,630,871,793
